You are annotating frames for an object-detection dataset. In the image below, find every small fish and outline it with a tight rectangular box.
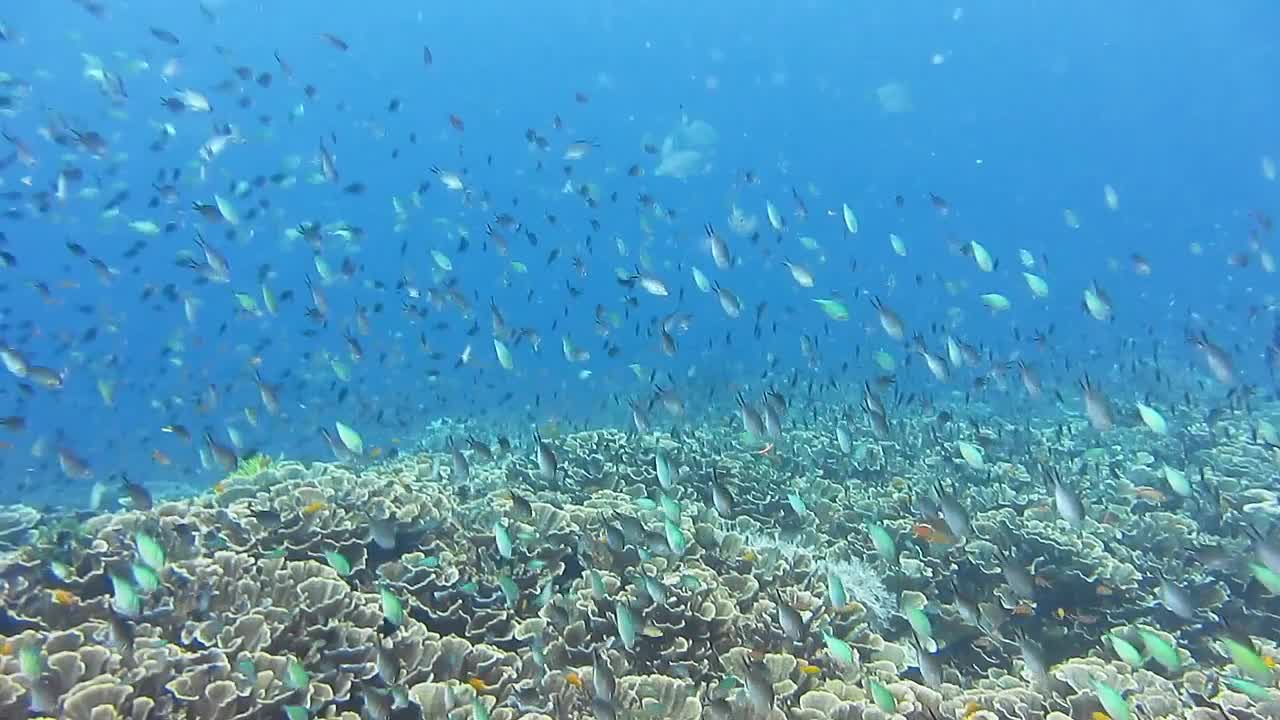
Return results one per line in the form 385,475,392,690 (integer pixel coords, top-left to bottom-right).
1079,375,1114,431
134,531,166,571
380,586,404,628
871,296,905,340
494,520,514,559
1093,679,1131,720
323,551,351,576
709,470,735,518
744,658,776,714
320,33,349,51
615,599,637,651
534,431,558,480
775,591,806,641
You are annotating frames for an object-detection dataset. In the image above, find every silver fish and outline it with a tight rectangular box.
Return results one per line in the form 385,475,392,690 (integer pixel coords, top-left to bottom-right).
1080,374,1114,431
775,591,805,641
935,484,973,540
737,393,766,439
1046,466,1085,528
534,431,558,480
592,649,616,700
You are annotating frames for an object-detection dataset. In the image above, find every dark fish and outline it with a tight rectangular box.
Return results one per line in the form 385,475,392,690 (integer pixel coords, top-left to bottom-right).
321,33,349,51
121,475,153,510
369,518,397,550
149,27,180,44
507,491,533,521
592,649,615,700
709,470,734,518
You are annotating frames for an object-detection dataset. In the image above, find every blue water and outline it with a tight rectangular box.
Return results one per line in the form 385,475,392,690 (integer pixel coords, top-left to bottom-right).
1,1,1277,507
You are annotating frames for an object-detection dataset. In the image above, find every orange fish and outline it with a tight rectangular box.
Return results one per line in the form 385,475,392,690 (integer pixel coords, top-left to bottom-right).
754,443,775,456
912,520,955,545
50,589,78,606
213,480,229,494
798,662,821,675
1096,584,1114,596
449,114,465,132
301,501,327,516
151,449,172,465
564,671,583,688
1133,486,1168,503
466,677,489,693
368,447,383,459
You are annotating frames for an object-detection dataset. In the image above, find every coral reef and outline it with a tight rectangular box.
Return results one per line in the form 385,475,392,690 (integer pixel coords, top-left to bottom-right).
2,415,1279,719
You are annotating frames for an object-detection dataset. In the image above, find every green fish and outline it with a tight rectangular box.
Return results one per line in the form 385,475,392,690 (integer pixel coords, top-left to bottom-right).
233,292,260,314
380,586,404,628
134,531,166,571
283,706,310,720
131,562,161,594
1223,675,1275,702
1219,635,1275,686
417,556,440,568
330,358,351,382
48,560,73,582
823,629,855,666
237,658,257,679
589,569,606,600
905,607,933,642
1093,679,1131,720
867,678,897,714
827,572,848,610
868,524,896,563
18,645,43,679
1136,628,1180,671
323,551,352,576
616,600,637,651
664,518,686,555
335,421,364,455
110,573,141,618
285,657,309,690
472,697,491,720
786,491,807,515
498,574,519,608
1250,562,1280,594
1107,633,1145,667
658,493,681,523
813,298,850,322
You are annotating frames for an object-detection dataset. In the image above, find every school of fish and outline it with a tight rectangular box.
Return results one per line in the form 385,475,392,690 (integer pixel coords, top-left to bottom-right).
0,4,1279,720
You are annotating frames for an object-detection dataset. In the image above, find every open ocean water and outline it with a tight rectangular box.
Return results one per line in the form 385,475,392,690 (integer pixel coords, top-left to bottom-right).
1,2,1279,719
